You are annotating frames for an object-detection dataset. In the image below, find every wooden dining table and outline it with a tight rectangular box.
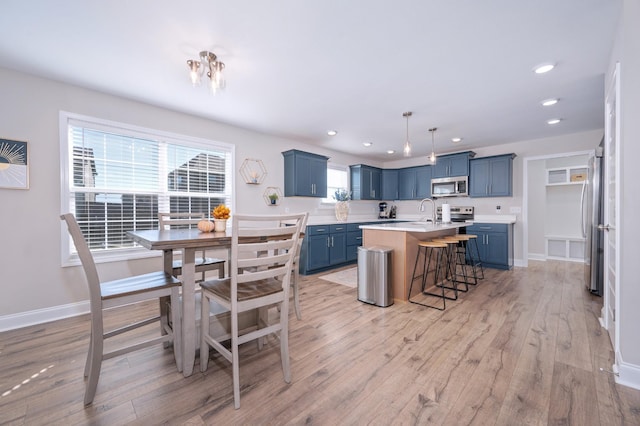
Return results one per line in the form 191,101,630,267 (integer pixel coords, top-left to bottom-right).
127,227,233,377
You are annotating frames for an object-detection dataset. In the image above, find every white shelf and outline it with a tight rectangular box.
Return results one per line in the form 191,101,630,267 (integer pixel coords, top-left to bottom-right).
546,166,588,186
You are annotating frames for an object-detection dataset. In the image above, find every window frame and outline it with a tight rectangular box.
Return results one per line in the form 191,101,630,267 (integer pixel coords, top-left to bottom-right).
322,163,350,205
59,111,235,266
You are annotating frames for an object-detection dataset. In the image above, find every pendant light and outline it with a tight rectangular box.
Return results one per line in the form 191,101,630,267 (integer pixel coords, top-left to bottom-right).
429,127,437,164
403,112,412,157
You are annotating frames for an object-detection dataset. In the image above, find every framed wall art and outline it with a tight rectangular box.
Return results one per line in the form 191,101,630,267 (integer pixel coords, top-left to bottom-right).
0,138,29,189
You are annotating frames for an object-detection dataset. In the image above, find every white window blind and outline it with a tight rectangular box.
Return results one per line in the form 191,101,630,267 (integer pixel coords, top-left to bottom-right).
61,112,233,263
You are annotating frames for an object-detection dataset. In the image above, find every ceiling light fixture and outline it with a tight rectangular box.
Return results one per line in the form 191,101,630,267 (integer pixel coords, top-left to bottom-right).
402,112,412,157
387,150,395,154
363,142,372,147
451,137,462,143
541,98,558,106
327,130,338,136
547,118,561,125
534,63,555,74
187,51,226,94
428,127,438,164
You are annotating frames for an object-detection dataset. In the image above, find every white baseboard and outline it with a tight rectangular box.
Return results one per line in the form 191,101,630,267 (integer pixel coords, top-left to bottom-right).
528,253,546,261
616,356,640,391
514,258,527,267
0,301,89,332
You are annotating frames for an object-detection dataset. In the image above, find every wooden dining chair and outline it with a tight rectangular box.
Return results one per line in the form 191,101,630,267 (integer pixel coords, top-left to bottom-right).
158,212,226,281
61,213,182,405
199,212,307,409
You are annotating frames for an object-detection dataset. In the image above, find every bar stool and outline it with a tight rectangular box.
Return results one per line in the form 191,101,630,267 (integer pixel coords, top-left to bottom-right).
442,235,476,287
408,240,452,310
432,237,469,294
457,234,484,280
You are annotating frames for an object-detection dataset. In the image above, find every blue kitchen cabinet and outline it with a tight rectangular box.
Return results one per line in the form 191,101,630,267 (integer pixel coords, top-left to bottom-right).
346,222,364,261
300,223,347,274
432,152,474,178
398,167,417,200
398,165,431,199
469,154,515,197
350,165,382,200
465,223,513,270
282,149,328,197
415,165,432,199
381,169,399,200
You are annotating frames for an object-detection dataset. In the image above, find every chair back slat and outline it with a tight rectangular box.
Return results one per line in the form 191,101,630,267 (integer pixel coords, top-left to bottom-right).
229,213,308,301
158,212,206,229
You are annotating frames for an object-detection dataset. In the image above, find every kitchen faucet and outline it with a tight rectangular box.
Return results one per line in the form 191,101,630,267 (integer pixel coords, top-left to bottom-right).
418,198,437,223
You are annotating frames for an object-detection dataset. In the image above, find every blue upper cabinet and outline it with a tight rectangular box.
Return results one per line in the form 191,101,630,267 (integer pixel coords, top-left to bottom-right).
381,169,399,200
282,149,329,197
469,153,515,197
350,164,382,200
432,152,475,178
398,165,431,200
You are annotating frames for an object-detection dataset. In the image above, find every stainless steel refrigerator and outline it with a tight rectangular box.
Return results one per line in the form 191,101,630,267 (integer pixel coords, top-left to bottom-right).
582,143,604,296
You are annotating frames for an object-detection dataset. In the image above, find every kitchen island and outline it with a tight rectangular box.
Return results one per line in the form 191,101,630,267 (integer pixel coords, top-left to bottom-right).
360,221,469,301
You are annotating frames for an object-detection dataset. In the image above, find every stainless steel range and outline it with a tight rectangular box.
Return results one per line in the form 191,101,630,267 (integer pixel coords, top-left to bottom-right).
436,206,474,223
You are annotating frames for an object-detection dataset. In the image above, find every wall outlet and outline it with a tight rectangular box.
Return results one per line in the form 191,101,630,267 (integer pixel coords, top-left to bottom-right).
510,206,522,214
496,205,501,213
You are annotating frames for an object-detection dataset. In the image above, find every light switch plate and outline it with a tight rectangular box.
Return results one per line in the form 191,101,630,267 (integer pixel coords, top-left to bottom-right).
510,206,522,214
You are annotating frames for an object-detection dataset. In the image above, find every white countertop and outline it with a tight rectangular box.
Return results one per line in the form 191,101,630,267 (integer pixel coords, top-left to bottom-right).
473,214,517,224
359,221,468,233
304,214,517,226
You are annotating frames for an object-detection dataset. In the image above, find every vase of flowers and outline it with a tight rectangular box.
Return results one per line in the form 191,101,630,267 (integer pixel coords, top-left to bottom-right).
212,204,230,232
333,188,351,222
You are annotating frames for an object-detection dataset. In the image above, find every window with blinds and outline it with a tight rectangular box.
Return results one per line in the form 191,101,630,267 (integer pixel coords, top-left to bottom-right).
60,111,234,263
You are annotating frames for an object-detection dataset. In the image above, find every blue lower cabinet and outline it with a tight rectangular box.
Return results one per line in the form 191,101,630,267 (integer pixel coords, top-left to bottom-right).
465,223,513,270
301,221,396,274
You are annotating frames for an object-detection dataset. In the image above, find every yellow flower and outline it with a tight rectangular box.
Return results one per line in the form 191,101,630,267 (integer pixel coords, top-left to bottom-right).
212,204,231,219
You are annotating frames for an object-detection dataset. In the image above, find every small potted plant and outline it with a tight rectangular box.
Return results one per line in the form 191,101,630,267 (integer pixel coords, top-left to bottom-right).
212,204,231,232
268,193,279,205
333,188,351,222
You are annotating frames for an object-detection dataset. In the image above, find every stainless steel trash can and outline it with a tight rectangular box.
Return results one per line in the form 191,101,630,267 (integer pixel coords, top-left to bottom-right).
357,246,393,307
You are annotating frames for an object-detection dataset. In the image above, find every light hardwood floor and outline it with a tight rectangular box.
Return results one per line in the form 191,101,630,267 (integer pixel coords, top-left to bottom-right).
1,260,640,425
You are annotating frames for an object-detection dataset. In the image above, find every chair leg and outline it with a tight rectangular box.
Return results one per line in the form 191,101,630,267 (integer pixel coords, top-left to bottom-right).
159,295,171,349
231,309,241,409
84,320,103,405
292,267,301,320
170,287,183,372
280,300,291,383
200,291,210,373
257,307,268,350
84,328,93,378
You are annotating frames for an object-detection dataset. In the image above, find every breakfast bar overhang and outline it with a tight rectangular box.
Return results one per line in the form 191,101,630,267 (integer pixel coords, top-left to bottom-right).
359,222,468,301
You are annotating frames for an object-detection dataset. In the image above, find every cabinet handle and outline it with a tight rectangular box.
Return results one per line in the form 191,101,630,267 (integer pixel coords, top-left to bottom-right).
486,185,489,194
331,236,334,247
356,237,362,240
327,236,330,247
479,226,491,230
335,227,344,230
317,228,327,232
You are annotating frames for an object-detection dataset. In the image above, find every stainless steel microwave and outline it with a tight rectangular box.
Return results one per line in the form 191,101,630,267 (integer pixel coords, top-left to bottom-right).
431,176,468,198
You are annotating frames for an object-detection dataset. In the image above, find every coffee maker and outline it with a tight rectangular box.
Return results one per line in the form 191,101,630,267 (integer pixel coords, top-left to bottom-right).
378,202,389,219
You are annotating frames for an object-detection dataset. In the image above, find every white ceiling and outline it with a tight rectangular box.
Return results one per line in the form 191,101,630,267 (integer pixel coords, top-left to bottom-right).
0,0,620,161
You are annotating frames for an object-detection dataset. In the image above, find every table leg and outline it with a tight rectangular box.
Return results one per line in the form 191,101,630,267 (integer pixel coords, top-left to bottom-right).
181,247,197,377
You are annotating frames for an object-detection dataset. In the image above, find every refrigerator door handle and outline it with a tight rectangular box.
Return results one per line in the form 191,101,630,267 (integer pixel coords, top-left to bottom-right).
580,181,587,238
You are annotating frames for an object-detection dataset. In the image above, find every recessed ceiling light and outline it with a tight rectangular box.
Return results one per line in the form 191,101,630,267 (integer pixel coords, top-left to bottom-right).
541,98,558,106
363,142,372,147
451,137,462,143
547,118,561,125
387,150,395,154
327,130,337,136
534,63,555,74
